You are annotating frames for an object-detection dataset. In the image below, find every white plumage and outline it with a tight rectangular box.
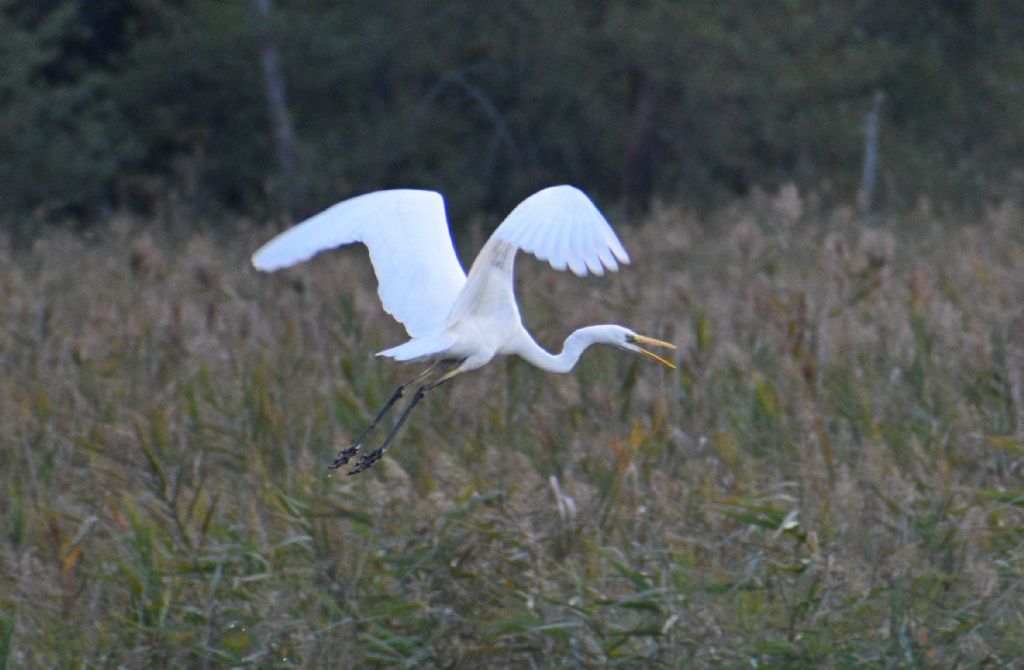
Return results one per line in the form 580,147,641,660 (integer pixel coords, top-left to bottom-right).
492,185,629,275
252,185,674,474
252,189,465,338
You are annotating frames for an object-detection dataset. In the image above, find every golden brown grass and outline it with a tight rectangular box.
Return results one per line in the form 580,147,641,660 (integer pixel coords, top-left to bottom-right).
1,194,1022,667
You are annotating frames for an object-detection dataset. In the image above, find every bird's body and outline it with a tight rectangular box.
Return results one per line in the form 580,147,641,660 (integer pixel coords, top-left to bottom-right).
377,237,522,371
252,185,674,473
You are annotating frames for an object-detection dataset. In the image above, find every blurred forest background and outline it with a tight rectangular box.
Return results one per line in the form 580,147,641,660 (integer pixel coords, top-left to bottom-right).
3,0,1024,233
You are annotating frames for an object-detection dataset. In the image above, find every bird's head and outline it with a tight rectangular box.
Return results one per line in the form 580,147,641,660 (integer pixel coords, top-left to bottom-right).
600,326,676,368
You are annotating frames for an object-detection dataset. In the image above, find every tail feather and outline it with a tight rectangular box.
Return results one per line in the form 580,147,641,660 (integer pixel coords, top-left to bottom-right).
376,334,455,362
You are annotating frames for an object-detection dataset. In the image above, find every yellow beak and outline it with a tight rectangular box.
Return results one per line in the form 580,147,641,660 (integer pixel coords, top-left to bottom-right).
629,334,677,369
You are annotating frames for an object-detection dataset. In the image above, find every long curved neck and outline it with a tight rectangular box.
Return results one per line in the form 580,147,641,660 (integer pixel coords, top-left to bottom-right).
513,326,614,373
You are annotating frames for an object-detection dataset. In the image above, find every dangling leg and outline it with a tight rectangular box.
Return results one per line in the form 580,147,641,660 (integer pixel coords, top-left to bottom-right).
346,365,464,475
328,360,443,470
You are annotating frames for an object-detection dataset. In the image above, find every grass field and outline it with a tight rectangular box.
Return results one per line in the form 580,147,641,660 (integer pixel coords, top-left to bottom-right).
1,194,1023,668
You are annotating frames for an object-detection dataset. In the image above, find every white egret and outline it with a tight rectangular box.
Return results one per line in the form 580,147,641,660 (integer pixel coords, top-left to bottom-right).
252,185,675,474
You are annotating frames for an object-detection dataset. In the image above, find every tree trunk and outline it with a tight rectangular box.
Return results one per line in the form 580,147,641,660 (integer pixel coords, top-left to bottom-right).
251,0,301,220
621,68,658,213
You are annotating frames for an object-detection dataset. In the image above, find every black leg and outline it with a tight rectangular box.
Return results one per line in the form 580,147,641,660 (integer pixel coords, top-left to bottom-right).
346,385,429,475
327,384,406,469
328,362,441,470
346,373,456,475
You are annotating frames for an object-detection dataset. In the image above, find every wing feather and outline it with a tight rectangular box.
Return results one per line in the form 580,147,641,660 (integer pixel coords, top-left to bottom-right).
252,190,466,338
550,208,571,271
581,208,606,275
566,213,587,276
492,185,629,276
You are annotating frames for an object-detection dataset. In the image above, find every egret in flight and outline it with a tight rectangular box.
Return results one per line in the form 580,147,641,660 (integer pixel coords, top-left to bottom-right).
252,186,675,474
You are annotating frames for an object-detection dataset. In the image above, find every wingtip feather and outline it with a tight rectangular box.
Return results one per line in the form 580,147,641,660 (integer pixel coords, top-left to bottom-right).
251,250,276,272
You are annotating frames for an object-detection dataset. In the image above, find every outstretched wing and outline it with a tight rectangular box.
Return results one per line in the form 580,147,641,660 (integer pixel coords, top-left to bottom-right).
492,185,630,276
251,190,467,338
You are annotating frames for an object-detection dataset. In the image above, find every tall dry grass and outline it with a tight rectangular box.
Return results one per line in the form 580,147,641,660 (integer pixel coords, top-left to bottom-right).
1,193,1022,667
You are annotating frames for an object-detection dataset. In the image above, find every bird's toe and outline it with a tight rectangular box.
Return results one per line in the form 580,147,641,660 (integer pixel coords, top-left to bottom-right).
347,449,383,475
328,444,360,470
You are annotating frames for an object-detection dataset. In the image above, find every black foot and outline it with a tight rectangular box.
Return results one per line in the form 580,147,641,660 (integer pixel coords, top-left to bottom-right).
332,376,443,476
328,444,360,470
347,448,383,476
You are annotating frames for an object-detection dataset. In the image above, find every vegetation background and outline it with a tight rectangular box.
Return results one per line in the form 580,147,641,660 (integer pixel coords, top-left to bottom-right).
1,1,1023,667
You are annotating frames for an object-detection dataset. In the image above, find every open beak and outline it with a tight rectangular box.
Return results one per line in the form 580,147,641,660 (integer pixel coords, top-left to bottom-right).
629,334,677,369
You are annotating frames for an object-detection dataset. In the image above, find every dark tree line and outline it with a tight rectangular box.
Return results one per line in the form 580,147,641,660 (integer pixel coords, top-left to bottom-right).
2,0,1022,231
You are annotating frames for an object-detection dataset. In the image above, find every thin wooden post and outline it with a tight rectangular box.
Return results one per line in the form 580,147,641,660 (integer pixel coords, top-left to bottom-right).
858,90,885,226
